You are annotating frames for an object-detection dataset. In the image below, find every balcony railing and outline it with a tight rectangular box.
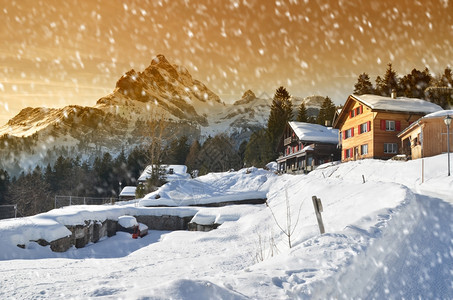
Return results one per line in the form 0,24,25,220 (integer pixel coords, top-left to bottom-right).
284,136,297,146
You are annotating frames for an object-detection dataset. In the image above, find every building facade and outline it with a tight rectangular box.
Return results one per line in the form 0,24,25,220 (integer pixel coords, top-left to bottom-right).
333,94,442,161
276,121,339,173
398,110,453,159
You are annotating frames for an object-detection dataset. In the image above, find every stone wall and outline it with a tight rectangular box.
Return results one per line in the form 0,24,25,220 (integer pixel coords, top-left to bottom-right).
135,215,193,231
44,219,118,252
40,214,194,253
187,222,220,232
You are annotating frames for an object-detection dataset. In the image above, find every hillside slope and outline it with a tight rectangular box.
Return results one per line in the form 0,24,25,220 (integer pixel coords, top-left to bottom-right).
0,155,452,298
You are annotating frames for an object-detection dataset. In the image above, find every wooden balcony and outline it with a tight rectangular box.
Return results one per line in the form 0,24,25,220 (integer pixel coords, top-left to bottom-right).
284,136,297,146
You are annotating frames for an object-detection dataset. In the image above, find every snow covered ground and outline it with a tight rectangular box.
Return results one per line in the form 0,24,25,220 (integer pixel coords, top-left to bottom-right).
1,154,453,299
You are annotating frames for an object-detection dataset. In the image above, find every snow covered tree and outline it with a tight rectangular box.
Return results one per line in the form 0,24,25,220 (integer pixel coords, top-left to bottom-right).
353,73,374,95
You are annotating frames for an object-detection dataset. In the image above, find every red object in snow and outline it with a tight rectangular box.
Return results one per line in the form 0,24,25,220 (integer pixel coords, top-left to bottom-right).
132,225,140,239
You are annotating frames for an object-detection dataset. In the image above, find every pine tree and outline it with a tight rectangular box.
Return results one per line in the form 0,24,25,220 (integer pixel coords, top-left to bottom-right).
296,102,308,122
381,63,399,97
317,97,336,126
9,167,51,216
127,147,148,183
185,140,201,172
375,75,384,96
267,86,293,156
442,67,453,87
426,67,453,109
165,136,190,165
353,73,374,95
195,134,242,174
0,169,10,205
244,129,274,168
399,68,432,99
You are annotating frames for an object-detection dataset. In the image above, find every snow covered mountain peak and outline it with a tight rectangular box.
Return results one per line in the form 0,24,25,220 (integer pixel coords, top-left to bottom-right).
96,54,224,126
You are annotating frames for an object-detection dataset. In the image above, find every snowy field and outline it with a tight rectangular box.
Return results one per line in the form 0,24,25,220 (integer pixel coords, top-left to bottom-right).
1,155,453,299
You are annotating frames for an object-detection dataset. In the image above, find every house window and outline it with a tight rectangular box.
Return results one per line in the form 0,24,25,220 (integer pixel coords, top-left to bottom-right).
344,148,352,158
343,128,354,139
349,106,363,118
380,120,401,131
355,106,363,116
384,143,398,154
361,144,368,155
386,120,395,131
358,121,371,134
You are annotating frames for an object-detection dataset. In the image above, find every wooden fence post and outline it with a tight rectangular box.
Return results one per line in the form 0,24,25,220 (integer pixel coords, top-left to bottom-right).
312,196,325,234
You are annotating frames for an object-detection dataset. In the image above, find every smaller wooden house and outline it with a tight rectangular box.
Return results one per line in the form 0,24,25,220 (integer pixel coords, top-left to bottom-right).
398,110,453,159
276,121,340,174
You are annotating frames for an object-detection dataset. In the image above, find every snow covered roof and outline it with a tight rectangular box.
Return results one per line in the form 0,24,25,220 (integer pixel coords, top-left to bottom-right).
119,186,136,197
352,94,443,114
398,109,453,136
422,109,453,119
138,165,191,182
288,121,339,144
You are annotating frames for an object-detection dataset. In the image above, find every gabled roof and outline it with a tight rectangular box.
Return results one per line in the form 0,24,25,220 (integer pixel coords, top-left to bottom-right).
353,94,443,114
119,186,136,197
138,164,190,182
334,94,443,128
288,121,339,144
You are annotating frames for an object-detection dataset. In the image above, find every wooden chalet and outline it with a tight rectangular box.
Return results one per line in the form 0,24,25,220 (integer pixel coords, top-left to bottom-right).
333,94,442,161
398,110,453,159
276,121,340,174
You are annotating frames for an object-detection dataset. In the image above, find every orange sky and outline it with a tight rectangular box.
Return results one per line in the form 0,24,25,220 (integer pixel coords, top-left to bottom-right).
1,0,452,126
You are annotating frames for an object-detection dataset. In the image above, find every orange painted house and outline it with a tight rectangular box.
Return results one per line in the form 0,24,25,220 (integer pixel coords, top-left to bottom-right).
333,94,442,161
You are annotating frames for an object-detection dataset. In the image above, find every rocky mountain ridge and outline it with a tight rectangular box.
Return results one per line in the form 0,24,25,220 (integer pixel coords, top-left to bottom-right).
0,55,325,175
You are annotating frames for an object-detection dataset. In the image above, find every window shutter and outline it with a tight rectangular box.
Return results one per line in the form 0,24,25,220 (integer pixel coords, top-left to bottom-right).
351,128,354,137
344,149,347,158
380,119,386,130
358,125,361,134
396,121,401,131
367,121,371,131
349,111,352,118
342,131,346,139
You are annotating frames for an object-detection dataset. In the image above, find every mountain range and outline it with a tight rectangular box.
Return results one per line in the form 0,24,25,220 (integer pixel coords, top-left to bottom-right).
0,54,325,174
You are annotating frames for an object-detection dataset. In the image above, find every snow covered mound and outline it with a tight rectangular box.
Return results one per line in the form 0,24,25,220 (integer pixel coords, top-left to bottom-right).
118,215,138,228
139,167,277,207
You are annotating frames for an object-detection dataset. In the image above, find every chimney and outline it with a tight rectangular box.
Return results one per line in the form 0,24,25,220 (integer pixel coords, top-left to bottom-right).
391,89,397,99
325,120,331,127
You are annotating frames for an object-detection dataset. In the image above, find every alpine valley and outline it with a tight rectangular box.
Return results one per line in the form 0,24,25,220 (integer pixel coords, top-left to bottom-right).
0,55,322,175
